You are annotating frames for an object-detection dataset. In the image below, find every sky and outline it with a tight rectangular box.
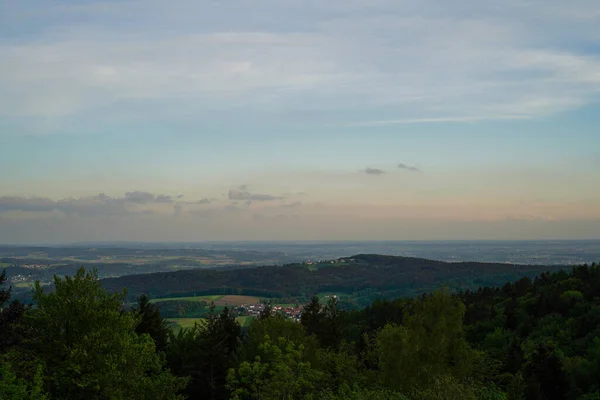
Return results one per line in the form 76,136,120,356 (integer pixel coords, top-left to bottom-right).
1,0,600,243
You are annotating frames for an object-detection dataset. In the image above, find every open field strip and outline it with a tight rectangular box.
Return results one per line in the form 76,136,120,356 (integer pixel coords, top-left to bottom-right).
167,316,254,332
150,295,222,303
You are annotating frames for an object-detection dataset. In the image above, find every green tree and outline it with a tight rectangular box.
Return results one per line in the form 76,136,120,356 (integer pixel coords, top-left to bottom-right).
167,304,241,400
376,289,476,394
0,270,26,353
134,294,170,352
239,314,317,363
301,296,323,338
25,268,187,400
0,359,47,400
259,301,273,320
227,335,325,400
522,343,568,400
321,296,342,350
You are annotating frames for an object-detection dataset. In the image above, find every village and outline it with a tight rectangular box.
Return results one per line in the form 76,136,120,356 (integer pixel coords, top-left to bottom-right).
236,302,304,322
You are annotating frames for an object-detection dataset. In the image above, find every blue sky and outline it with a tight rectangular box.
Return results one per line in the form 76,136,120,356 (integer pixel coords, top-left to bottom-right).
0,0,599,243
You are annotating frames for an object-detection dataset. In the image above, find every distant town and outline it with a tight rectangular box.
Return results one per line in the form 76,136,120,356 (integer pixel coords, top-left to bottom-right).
236,302,303,322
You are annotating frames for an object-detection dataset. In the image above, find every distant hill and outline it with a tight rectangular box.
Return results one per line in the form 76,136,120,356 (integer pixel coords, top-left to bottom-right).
101,254,569,304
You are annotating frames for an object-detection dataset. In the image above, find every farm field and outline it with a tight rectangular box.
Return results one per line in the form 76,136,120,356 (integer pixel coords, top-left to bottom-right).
12,282,34,288
167,316,254,332
151,294,260,305
235,316,254,327
212,295,260,306
150,295,219,303
166,318,205,331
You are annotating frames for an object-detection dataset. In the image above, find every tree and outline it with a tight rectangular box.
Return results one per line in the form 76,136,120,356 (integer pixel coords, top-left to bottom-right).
134,294,170,352
25,268,187,399
0,359,47,400
227,335,325,400
238,314,317,364
259,301,273,320
167,304,241,400
376,289,476,394
0,270,26,353
522,343,569,400
321,296,342,350
301,295,323,339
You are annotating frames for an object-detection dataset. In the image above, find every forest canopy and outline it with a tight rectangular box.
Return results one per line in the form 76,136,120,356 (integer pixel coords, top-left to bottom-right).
2,261,600,399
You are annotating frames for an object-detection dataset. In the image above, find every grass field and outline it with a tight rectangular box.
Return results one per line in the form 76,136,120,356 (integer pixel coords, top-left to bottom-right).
151,295,222,303
12,282,34,288
167,316,254,332
153,295,260,305
235,316,254,327
166,318,205,332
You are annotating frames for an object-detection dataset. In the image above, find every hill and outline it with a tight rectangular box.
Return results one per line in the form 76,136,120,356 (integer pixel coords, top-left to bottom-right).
101,254,568,305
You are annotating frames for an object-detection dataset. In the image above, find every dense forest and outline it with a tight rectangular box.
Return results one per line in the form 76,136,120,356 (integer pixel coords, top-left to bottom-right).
102,254,568,305
2,261,600,399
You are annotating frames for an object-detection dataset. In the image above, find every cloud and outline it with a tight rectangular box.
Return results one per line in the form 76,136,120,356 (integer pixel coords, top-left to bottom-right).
124,191,158,204
340,115,529,126
184,198,212,205
364,167,385,175
0,192,180,216
0,196,57,213
228,189,282,201
397,163,421,172
2,0,600,124
156,194,173,203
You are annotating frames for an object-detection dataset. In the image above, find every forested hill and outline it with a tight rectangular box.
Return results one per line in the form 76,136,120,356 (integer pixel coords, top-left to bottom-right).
101,253,568,303
4,260,600,398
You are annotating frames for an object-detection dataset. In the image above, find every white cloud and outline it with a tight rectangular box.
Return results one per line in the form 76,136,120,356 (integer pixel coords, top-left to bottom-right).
1,0,599,123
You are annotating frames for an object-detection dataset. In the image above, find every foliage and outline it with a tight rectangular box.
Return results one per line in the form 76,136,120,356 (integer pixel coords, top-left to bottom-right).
103,254,566,304
4,260,600,400
461,262,600,399
0,359,47,400
134,294,170,352
166,303,242,400
227,335,325,400
377,289,476,393
238,313,317,363
0,269,27,352
24,268,187,399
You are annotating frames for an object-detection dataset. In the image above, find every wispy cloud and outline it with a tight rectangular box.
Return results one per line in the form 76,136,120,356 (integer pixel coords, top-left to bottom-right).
228,189,282,202
155,194,174,203
1,192,182,216
397,163,421,172
1,0,599,124
124,191,159,204
364,167,385,175
340,115,530,127
184,198,213,205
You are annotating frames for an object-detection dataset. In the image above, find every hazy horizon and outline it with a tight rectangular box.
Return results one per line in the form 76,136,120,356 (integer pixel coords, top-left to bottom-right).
1,0,599,243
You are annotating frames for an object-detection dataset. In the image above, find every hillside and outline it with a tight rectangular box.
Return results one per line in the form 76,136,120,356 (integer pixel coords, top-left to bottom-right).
101,254,568,304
